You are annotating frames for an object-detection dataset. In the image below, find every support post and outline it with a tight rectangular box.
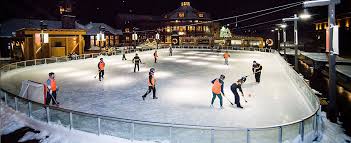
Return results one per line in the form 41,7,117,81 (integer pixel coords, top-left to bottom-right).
69,112,73,130
28,102,32,117
97,117,101,135
46,106,50,123
294,14,299,71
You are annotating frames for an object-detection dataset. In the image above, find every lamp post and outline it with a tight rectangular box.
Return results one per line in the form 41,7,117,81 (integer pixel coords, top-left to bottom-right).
275,28,281,54
40,21,48,58
279,23,288,60
132,32,138,50
98,26,106,52
304,0,340,122
155,32,160,49
283,13,311,71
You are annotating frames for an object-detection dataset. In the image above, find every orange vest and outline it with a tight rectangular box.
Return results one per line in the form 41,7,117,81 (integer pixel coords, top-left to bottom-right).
148,76,155,87
50,79,57,91
99,62,105,70
223,53,230,59
212,79,222,94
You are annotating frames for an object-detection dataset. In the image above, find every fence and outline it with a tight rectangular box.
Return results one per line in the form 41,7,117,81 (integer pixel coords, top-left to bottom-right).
0,46,320,143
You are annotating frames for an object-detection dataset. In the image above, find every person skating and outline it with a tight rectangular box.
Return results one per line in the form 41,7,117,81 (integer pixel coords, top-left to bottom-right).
230,77,246,108
169,46,173,56
132,53,142,72
252,61,263,83
142,68,158,100
98,58,105,81
46,72,59,105
121,47,127,60
153,50,158,63
210,75,226,109
223,51,230,65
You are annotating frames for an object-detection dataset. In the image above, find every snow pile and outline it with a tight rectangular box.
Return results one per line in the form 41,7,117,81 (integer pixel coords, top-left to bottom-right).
312,112,351,143
0,102,168,143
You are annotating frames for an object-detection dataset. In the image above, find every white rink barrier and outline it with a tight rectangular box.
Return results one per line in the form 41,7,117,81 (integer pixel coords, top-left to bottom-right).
0,46,320,143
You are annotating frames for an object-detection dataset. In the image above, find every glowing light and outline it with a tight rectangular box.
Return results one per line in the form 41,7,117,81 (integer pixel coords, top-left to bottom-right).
280,24,287,29
299,13,311,20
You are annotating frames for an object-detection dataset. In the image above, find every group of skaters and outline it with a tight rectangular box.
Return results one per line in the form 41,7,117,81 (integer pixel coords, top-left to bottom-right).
210,60,263,109
45,48,263,109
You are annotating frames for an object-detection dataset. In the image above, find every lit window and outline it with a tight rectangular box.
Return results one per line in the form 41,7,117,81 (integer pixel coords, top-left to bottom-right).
178,12,185,18
198,13,204,18
346,18,350,28
315,24,319,31
125,28,130,33
181,2,190,6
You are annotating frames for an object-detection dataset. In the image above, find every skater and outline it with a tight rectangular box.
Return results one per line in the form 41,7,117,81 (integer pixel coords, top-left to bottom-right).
132,53,142,72
252,61,263,83
169,46,173,56
121,47,127,60
230,77,246,108
210,75,226,109
142,68,158,100
223,51,230,65
153,50,158,63
46,72,59,105
98,58,105,81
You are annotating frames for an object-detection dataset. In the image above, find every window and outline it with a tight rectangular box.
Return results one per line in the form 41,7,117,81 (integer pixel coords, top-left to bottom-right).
198,13,204,18
178,12,185,18
181,2,190,6
125,28,130,33
166,26,171,33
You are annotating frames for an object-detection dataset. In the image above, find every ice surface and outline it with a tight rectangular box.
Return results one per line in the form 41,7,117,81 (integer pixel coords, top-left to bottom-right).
0,49,314,128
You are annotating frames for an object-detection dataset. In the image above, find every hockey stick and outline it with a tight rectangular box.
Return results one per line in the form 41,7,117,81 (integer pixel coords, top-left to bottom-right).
242,94,248,103
47,91,59,105
94,71,99,78
223,95,234,105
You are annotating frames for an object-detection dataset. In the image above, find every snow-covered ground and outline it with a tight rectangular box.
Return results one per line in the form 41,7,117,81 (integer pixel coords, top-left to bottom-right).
0,49,313,128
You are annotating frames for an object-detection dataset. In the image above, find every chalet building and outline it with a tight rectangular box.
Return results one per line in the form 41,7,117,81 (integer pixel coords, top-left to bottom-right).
0,19,121,60
161,2,219,45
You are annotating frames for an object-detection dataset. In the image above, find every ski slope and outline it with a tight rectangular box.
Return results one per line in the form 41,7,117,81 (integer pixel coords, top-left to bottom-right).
0,49,314,128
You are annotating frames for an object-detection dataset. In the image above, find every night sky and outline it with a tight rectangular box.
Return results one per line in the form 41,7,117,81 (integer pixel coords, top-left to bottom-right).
1,0,350,37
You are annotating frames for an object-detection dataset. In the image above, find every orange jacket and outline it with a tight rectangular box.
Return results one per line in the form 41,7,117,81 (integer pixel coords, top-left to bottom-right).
98,61,105,70
212,79,222,94
148,75,155,87
223,53,230,59
47,79,57,91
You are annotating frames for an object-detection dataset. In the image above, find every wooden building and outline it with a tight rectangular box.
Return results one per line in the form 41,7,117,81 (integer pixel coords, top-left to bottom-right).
14,28,85,60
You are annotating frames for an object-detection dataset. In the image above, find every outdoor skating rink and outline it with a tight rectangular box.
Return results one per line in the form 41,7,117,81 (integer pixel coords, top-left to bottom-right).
0,49,314,128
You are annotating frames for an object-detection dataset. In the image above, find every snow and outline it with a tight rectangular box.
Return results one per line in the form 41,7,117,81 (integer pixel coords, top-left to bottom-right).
0,102,165,143
0,49,314,128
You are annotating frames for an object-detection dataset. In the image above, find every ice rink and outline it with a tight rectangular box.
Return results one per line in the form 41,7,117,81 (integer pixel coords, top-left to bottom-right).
0,49,314,128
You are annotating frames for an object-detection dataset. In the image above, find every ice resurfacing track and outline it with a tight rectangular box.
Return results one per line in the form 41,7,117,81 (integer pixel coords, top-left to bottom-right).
0,49,314,128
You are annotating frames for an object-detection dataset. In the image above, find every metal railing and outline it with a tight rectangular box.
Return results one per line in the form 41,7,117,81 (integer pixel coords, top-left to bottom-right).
0,46,320,143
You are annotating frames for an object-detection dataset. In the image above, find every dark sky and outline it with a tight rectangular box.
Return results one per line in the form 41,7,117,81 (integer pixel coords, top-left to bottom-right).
1,0,350,37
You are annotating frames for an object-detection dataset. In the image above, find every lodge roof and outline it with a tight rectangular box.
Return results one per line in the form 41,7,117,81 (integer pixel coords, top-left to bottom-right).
163,2,211,21
0,19,122,37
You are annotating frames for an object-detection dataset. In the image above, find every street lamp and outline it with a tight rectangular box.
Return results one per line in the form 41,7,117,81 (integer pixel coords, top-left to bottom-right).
304,0,341,122
132,32,138,50
274,27,281,54
40,21,48,58
97,26,106,52
279,23,288,60
282,13,310,71
155,32,160,49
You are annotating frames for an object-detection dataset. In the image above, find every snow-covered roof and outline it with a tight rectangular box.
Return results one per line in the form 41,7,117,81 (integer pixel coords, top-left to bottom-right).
0,19,62,37
82,22,123,36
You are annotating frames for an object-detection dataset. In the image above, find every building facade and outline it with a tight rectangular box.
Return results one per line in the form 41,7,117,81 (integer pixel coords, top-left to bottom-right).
161,2,218,45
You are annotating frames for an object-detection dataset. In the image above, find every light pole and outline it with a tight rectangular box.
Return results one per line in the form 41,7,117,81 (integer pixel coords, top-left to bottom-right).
304,0,340,122
279,23,288,60
132,32,138,50
98,26,106,52
283,13,311,71
40,21,48,58
275,28,281,54
155,32,160,49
